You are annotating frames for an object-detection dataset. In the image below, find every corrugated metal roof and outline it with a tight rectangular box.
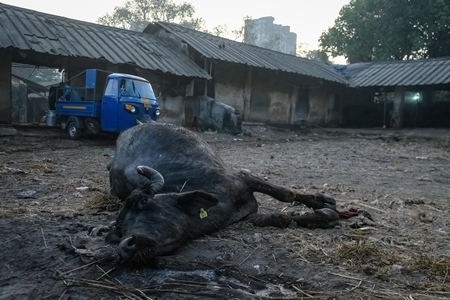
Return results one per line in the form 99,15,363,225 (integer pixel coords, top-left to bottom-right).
0,3,210,79
151,22,347,84
348,57,450,87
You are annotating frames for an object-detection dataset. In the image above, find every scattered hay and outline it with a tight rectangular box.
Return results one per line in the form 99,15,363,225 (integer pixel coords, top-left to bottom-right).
29,161,55,173
84,192,121,212
334,237,450,288
0,206,30,218
411,254,450,277
281,231,335,265
335,238,390,266
332,237,411,280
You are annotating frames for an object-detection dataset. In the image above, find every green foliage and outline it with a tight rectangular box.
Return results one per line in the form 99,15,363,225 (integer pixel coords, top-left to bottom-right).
319,0,450,63
296,44,330,64
306,50,330,64
97,0,206,31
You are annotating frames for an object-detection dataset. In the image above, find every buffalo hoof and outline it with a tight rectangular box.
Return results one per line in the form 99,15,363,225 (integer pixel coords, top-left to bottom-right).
292,208,339,229
315,194,337,211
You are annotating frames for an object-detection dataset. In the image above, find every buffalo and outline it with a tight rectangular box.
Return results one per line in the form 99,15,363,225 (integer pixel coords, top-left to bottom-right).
106,122,339,264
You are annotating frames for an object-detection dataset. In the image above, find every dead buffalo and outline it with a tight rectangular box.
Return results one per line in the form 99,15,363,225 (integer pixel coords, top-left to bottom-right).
106,122,339,264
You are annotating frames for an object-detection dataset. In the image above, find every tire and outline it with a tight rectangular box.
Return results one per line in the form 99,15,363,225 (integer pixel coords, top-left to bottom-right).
67,122,82,140
85,118,101,135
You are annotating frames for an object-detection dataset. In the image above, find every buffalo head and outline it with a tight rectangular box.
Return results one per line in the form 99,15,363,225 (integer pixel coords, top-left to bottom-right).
106,166,219,264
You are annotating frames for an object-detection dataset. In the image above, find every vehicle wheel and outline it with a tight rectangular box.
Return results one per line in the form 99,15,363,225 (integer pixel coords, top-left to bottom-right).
85,118,100,135
67,122,82,140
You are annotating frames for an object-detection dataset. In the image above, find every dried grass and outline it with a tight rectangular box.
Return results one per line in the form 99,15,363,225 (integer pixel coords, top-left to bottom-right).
29,158,56,174
270,228,450,297
0,206,30,218
334,237,450,278
411,254,450,277
84,192,121,212
335,238,392,266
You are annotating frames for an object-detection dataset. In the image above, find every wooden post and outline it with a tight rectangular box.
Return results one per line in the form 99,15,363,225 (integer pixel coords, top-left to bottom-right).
243,66,252,121
383,93,387,128
289,86,297,125
203,58,208,96
391,86,405,128
0,51,12,124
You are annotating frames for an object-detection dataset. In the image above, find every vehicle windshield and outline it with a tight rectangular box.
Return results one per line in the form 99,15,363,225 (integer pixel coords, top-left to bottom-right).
119,78,155,99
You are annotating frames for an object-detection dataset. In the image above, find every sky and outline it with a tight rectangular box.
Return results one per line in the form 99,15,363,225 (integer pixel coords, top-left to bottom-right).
2,0,350,59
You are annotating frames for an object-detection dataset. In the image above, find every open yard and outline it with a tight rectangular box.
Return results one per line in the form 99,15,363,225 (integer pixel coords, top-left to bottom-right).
1,125,450,300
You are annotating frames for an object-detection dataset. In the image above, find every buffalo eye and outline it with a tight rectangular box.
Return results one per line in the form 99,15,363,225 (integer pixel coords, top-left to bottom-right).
138,198,148,209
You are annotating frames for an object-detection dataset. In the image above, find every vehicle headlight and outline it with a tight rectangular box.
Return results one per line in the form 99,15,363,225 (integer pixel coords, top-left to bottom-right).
125,104,137,113
155,109,161,117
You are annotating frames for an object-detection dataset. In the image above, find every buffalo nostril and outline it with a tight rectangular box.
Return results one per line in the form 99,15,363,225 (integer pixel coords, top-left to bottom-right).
118,236,138,261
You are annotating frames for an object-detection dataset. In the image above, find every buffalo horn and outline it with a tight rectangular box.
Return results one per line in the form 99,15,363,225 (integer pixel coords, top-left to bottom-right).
136,166,165,194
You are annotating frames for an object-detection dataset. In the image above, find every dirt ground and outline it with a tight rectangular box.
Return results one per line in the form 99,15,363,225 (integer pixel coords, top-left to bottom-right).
1,124,450,300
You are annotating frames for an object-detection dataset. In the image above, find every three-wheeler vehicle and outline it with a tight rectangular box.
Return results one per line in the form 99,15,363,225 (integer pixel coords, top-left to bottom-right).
47,69,160,139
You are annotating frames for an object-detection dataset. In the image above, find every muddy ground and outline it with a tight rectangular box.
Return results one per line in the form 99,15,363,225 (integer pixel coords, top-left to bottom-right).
1,124,450,300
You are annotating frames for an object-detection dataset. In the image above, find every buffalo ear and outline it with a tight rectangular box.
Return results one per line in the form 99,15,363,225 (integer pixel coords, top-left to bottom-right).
174,191,219,216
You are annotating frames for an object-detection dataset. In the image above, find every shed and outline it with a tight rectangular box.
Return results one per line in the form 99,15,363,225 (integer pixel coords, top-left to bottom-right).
145,22,348,127
340,58,450,128
0,3,210,124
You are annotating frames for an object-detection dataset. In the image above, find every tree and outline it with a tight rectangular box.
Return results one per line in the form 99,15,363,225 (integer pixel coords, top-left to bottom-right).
97,0,206,31
232,16,252,42
412,0,450,58
207,24,229,38
319,0,450,63
296,44,330,64
296,43,309,57
306,50,330,64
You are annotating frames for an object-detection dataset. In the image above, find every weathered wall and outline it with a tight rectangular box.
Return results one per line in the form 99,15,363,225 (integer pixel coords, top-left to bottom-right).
291,88,308,125
157,95,185,125
248,69,293,124
267,89,294,124
308,87,340,126
213,62,343,127
214,62,248,114
0,51,12,124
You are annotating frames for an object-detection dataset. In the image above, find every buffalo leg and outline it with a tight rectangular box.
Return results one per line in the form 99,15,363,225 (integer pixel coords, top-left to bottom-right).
247,208,339,229
290,208,339,229
238,171,336,210
246,213,292,228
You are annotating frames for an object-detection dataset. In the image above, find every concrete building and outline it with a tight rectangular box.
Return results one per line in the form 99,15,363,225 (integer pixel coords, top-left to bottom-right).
244,17,297,55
